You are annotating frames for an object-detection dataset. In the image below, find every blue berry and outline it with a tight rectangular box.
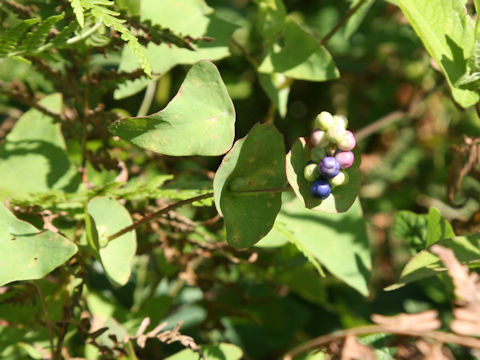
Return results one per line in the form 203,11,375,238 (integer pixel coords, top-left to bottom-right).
309,178,331,200
318,156,340,179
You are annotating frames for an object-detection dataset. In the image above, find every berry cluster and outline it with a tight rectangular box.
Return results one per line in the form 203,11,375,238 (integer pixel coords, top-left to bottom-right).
304,111,356,200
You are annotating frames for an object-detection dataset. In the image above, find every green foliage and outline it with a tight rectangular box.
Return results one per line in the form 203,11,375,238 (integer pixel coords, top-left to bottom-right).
2,0,480,358
262,196,371,295
86,197,136,286
394,208,455,251
396,0,478,107
387,232,480,290
258,18,340,81
115,0,238,98
166,343,243,360
0,203,77,286
0,94,79,202
214,123,286,247
109,61,235,156
286,137,361,213
0,14,70,60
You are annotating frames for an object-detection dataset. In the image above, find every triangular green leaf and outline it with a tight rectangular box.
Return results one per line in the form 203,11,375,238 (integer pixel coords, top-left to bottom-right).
426,207,455,246
396,0,479,107
109,60,235,156
0,203,77,286
213,123,286,248
386,233,480,291
286,137,361,213
86,197,136,286
258,18,339,81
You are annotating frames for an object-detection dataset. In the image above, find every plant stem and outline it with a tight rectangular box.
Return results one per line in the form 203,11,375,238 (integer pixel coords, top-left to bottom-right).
230,38,259,68
107,192,214,241
80,51,91,184
33,281,56,360
282,324,480,360
136,80,157,117
320,0,368,45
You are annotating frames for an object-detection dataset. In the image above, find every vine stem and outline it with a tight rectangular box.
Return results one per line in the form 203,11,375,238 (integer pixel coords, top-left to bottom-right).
33,281,56,360
282,324,480,360
107,192,214,241
136,80,157,117
80,51,91,184
320,0,368,45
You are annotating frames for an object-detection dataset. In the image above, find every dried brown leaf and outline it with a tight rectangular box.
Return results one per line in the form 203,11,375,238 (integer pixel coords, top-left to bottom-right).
341,335,375,360
431,245,480,337
371,310,441,333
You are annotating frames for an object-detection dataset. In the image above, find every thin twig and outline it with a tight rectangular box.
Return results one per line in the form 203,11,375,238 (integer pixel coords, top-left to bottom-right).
321,0,368,45
354,110,406,141
81,51,91,184
230,38,259,68
33,282,56,359
282,324,480,360
0,81,66,122
107,192,214,241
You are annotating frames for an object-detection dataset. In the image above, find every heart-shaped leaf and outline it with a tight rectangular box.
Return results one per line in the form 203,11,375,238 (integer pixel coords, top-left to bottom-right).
286,137,361,213
109,60,235,156
213,123,286,248
0,203,77,286
86,197,136,286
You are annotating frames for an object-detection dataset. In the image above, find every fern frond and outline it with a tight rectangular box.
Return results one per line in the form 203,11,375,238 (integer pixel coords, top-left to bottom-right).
80,0,152,76
67,0,84,27
0,18,39,57
51,21,79,48
20,13,64,53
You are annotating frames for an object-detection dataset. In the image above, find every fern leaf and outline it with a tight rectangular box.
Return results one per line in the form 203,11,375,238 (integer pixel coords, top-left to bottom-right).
83,0,152,77
0,18,40,58
21,13,65,54
68,0,84,27
51,21,79,48
113,23,152,77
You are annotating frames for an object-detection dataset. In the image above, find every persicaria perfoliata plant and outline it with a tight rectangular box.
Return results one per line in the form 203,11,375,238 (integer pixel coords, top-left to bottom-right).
305,111,356,200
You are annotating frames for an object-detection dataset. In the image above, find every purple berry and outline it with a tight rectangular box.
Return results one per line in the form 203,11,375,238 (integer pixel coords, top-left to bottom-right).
310,178,331,199
318,156,340,179
335,151,354,169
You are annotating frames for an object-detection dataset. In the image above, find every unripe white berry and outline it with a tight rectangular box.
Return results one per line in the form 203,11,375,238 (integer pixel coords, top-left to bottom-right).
329,171,349,187
304,163,320,182
326,125,346,144
315,111,334,131
332,115,348,129
310,129,329,148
